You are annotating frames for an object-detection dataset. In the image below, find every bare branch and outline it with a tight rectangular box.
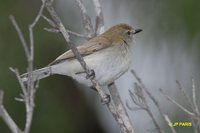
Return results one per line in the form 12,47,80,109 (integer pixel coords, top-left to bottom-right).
128,83,164,133
0,90,22,133
0,90,3,105
130,69,177,133
192,79,200,115
9,67,27,97
42,14,90,39
42,15,90,39
30,1,45,28
24,1,46,133
126,101,143,111
93,0,105,34
130,70,159,107
9,16,29,60
42,15,57,28
159,88,195,117
44,27,60,33
176,80,194,109
163,80,199,133
66,29,91,39
108,83,136,133
163,114,177,133
75,0,94,37
6,1,46,133
15,97,25,102
28,0,46,66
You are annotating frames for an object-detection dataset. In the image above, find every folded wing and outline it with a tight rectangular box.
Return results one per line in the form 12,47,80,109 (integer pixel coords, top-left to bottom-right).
49,36,112,65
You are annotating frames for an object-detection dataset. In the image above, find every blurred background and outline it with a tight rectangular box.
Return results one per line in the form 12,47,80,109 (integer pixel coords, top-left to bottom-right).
0,0,200,133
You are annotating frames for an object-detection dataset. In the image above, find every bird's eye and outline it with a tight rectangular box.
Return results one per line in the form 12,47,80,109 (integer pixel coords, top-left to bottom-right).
126,31,131,36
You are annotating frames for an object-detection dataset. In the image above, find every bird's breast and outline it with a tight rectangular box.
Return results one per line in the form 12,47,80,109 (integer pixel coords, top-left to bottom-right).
84,44,131,85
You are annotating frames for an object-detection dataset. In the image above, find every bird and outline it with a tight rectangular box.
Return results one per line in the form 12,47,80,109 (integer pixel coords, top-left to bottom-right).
21,24,142,87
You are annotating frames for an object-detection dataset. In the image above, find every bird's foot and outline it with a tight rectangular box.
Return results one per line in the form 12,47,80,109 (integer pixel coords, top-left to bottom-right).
101,94,111,105
86,69,95,79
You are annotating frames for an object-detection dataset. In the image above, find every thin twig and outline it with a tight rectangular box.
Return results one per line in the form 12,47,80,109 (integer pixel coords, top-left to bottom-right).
146,110,164,133
0,90,4,106
93,0,105,35
42,15,90,39
44,27,60,33
192,79,200,115
9,16,29,60
131,69,175,133
0,90,22,133
191,79,200,133
131,70,162,111
24,1,46,132
159,88,195,117
66,29,91,39
176,80,194,109
128,83,164,133
164,80,199,133
130,70,159,107
8,1,46,133
75,0,94,37
42,14,57,28
9,67,27,98
163,114,177,133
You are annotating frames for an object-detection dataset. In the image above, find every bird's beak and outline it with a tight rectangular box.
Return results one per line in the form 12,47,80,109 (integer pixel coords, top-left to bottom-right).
134,29,142,34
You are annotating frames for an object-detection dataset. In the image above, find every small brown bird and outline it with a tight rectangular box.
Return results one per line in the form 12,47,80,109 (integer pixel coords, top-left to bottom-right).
21,24,142,86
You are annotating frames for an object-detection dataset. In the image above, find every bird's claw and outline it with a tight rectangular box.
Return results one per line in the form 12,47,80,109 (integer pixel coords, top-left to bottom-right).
101,94,111,105
86,69,95,79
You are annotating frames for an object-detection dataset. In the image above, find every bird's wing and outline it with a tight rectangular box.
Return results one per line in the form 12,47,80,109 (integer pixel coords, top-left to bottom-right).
49,36,112,65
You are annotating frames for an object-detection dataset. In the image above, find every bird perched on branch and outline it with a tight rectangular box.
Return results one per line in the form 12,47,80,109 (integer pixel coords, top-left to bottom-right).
21,24,142,87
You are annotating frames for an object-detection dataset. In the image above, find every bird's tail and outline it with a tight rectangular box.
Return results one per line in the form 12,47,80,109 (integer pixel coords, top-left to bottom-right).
21,67,51,83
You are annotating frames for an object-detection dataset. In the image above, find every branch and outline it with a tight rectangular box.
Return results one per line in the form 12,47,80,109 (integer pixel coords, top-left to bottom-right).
42,15,91,39
75,0,94,37
192,79,200,115
0,90,22,133
159,88,195,117
66,29,91,39
9,67,27,100
130,70,159,107
9,16,29,60
108,83,136,133
192,79,200,133
176,80,194,109
163,114,177,133
160,79,200,133
25,1,46,132
92,0,105,34
7,1,46,133
127,83,164,133
130,69,176,133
